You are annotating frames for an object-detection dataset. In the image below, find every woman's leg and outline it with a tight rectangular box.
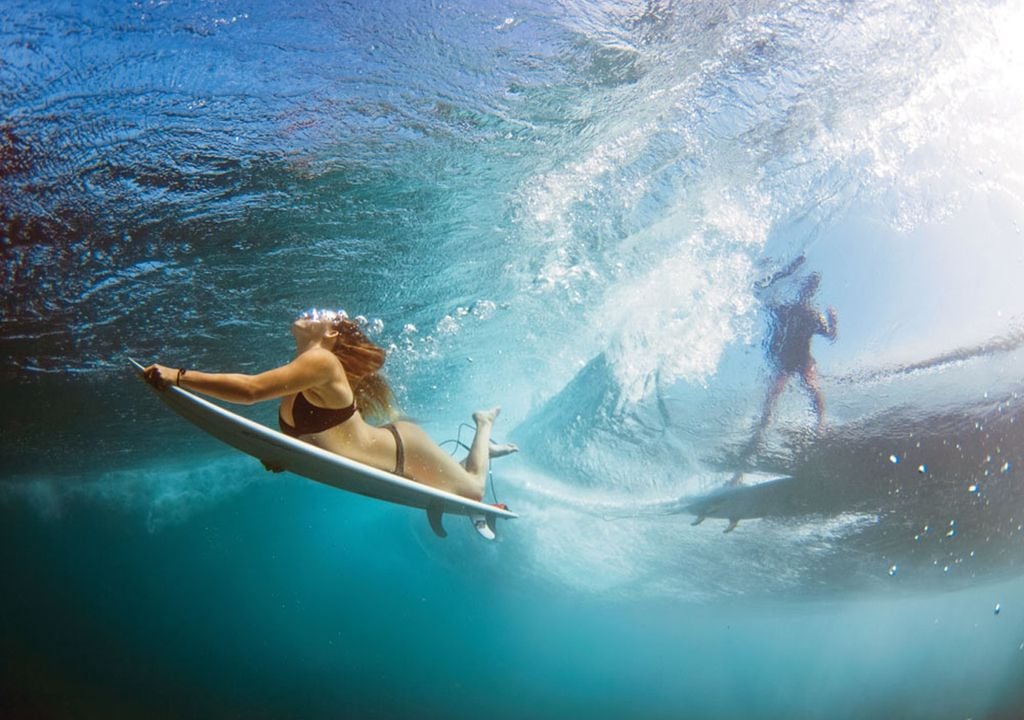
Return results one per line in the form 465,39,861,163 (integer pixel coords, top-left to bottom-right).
394,408,510,501
462,408,499,479
754,371,790,446
730,372,788,486
799,363,826,434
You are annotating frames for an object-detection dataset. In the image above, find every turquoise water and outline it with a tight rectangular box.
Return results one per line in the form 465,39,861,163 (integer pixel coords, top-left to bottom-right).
3,1,1024,717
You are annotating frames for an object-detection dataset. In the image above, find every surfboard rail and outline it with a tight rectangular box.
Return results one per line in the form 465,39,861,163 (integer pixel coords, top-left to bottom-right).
129,359,517,539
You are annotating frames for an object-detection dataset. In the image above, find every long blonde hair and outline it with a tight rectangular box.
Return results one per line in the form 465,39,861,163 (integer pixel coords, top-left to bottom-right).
330,317,398,422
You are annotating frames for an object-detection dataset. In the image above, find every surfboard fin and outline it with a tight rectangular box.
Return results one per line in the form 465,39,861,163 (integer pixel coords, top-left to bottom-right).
427,503,447,538
691,514,706,526
471,514,496,541
724,518,740,533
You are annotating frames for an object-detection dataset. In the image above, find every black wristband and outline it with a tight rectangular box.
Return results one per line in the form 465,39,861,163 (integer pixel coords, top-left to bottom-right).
176,368,188,387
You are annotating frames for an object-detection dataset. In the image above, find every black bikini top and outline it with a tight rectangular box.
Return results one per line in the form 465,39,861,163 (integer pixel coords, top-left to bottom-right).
279,391,357,437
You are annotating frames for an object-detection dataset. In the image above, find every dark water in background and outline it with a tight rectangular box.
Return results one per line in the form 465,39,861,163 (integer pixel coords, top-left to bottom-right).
4,1,1024,718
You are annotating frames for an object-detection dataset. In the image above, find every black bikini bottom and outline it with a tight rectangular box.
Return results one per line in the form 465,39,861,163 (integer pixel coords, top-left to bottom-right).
383,423,406,477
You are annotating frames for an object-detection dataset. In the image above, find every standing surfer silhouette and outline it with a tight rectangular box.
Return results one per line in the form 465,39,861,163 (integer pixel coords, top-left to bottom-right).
732,271,838,485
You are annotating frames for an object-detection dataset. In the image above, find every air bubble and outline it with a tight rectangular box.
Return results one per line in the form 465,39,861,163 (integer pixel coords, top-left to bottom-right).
889,454,900,464
889,565,898,576
968,484,978,493
995,603,1001,615
918,464,928,474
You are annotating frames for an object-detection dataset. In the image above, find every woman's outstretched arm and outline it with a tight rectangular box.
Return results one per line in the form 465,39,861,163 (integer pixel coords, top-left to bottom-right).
144,349,340,405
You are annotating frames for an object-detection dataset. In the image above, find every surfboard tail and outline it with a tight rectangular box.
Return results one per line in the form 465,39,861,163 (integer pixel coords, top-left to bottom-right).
430,503,510,541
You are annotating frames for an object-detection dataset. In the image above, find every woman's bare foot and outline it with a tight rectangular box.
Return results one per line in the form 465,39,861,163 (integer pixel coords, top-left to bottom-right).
489,440,519,458
472,407,501,426
472,408,517,456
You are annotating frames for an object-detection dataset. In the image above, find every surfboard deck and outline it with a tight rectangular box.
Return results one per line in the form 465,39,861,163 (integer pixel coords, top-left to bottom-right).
130,359,517,539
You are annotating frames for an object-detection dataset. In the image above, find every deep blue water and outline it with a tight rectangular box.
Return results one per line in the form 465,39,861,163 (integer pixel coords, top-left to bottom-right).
3,1,1024,718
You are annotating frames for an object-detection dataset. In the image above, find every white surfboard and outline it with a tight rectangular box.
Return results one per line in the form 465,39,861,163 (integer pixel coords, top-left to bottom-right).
685,474,798,533
130,359,517,539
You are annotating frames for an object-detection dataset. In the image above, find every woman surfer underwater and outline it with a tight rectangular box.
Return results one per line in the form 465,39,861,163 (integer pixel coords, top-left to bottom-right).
143,309,517,502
